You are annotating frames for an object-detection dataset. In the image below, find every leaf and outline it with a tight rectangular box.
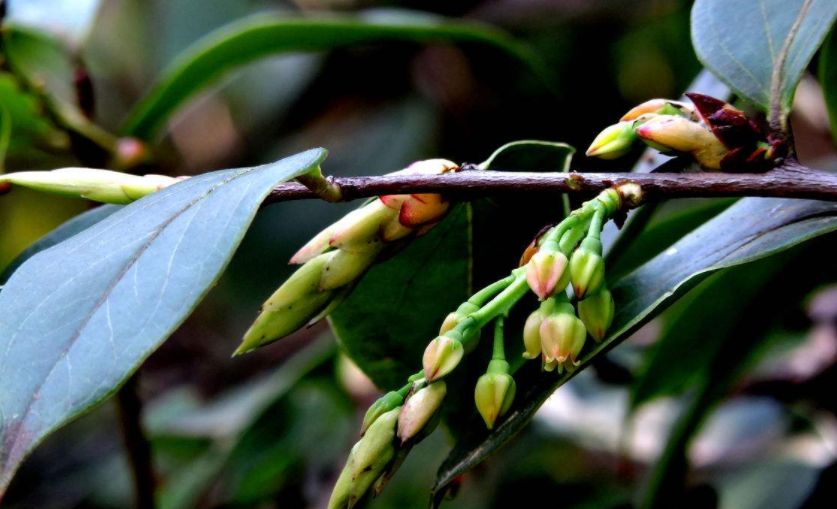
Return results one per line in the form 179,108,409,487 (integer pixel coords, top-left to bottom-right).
431,197,837,504
0,205,120,285
691,0,837,126
819,28,837,145
121,11,542,140
0,148,327,496
1,24,76,104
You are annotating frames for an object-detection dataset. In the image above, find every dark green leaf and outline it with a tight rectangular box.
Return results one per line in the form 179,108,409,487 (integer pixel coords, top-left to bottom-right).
0,148,327,495
819,28,837,145
122,11,543,140
691,0,837,123
432,197,837,504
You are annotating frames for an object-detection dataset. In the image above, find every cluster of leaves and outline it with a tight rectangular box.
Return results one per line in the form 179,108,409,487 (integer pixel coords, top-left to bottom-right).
1,0,837,508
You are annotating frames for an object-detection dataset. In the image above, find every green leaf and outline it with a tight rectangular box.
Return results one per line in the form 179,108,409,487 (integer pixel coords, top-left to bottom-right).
431,197,837,505
691,0,837,126
0,73,67,161
122,11,542,140
819,28,837,145
0,148,327,496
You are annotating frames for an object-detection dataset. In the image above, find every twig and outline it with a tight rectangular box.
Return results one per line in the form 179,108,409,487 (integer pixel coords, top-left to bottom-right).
264,160,837,205
116,374,155,509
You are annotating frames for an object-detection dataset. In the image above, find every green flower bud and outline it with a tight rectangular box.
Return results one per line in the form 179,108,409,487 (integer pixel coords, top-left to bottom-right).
578,289,615,341
397,381,446,444
540,305,586,370
422,336,463,381
319,248,380,290
362,391,405,434
328,408,399,509
0,168,176,204
235,254,333,355
569,237,605,299
526,250,570,300
328,200,392,253
474,365,516,429
522,310,545,359
439,302,480,335
585,121,637,160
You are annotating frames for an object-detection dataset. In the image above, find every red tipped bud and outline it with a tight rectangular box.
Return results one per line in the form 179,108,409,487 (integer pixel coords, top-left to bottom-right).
423,336,463,381
569,237,605,299
540,308,586,370
526,250,570,300
474,369,516,429
397,381,446,444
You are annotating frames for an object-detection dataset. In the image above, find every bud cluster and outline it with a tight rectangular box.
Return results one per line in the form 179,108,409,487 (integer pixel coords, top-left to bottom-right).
236,159,459,355
328,186,635,505
586,93,786,171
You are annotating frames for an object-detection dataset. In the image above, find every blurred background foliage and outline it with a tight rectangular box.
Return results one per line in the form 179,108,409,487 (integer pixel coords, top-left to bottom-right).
0,0,835,508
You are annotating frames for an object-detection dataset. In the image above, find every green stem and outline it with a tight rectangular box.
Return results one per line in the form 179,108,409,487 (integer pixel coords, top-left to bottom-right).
470,273,530,328
468,275,516,307
492,316,506,361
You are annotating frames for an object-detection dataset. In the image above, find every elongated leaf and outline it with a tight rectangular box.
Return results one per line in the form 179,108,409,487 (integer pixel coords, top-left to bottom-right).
122,11,542,140
432,197,837,504
691,0,837,123
820,29,837,145
0,148,327,496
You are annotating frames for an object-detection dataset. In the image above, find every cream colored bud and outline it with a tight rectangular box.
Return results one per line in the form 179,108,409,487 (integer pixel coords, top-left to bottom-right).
526,250,570,300
397,382,446,443
422,336,464,381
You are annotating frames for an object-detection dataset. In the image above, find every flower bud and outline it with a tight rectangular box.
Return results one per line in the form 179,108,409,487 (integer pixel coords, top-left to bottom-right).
0,168,177,204
474,368,516,429
328,408,399,509
621,98,695,121
397,381,446,443
328,200,393,252
398,193,450,227
235,254,333,355
319,248,380,290
439,302,480,335
569,237,605,299
540,306,586,369
585,121,637,160
526,250,570,300
578,289,615,341
634,115,728,170
422,336,463,381
522,310,545,359
362,391,405,434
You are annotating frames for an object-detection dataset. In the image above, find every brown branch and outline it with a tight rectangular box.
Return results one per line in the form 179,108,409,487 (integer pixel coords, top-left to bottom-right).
116,374,155,509
264,161,837,205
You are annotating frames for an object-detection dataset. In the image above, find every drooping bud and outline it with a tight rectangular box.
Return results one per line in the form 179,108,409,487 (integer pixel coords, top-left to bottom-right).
474,363,516,429
585,121,636,160
526,250,570,300
540,304,587,370
522,309,545,359
422,336,463,381
438,302,479,335
0,168,177,204
634,115,728,170
397,381,446,443
362,391,405,434
328,408,399,509
569,237,605,299
578,289,615,341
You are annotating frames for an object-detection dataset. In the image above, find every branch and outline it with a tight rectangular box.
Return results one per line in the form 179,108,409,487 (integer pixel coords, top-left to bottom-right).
265,161,837,205
116,374,155,509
